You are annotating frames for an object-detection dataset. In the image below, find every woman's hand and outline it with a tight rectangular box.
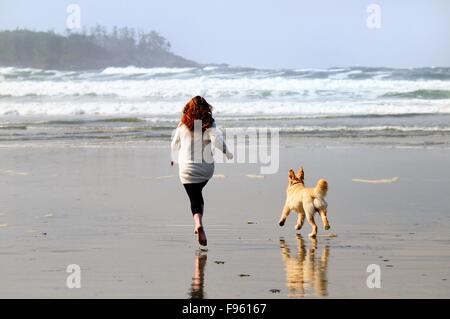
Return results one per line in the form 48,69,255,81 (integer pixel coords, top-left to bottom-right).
226,151,233,160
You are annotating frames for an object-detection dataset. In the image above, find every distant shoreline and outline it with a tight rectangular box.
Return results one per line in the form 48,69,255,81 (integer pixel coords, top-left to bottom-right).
0,28,201,70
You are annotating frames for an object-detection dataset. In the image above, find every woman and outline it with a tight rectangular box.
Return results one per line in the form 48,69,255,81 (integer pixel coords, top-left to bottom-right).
171,96,233,246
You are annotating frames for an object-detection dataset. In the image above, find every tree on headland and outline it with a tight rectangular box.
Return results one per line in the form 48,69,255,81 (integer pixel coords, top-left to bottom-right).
0,26,198,70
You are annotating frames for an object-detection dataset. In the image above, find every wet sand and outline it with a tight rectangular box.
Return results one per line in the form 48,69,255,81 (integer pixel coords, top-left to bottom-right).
0,140,450,298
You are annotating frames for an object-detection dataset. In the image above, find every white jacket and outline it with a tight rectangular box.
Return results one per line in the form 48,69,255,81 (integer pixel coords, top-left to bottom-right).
171,123,231,184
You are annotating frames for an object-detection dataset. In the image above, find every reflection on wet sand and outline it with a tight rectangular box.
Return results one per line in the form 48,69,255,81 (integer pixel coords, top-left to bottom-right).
189,250,207,299
279,235,329,297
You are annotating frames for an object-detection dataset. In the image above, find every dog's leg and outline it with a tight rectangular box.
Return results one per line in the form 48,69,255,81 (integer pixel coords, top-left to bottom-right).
295,207,305,231
278,204,291,227
304,203,318,238
319,209,330,230
307,215,318,238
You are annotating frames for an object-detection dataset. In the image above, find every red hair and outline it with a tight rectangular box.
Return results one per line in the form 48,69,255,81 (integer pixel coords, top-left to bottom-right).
181,96,215,131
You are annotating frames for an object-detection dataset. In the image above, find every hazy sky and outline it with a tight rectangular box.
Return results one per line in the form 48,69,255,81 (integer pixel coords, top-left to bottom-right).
1,0,449,69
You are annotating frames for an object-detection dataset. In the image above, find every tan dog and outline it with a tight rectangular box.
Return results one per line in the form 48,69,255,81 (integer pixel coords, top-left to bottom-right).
278,167,330,237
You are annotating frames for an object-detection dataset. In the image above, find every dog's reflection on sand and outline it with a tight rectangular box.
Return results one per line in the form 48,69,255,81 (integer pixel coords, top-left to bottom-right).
189,250,207,299
279,235,329,297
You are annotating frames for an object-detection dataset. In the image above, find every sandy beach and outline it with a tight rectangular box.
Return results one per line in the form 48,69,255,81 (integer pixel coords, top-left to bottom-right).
1,139,449,298
1,0,450,302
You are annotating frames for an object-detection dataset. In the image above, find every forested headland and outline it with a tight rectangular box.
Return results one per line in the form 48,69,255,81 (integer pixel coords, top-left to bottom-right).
0,26,198,70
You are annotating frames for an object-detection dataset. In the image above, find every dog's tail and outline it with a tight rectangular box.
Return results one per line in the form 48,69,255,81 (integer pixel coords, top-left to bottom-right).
315,179,328,198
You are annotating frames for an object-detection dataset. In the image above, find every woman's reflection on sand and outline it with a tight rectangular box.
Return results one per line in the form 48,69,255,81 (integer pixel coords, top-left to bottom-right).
279,235,330,297
189,249,207,299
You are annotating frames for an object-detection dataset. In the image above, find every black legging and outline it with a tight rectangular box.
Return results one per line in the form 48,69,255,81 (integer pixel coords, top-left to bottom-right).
183,180,208,215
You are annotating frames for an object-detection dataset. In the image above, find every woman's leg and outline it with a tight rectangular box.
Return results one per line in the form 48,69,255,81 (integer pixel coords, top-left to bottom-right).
194,180,207,228
183,181,208,246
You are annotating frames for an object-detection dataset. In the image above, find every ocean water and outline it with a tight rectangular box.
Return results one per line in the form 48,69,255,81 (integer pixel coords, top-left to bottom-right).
0,65,449,145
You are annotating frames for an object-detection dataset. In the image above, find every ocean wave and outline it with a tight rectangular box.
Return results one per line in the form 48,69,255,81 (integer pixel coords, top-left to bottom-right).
2,65,450,107
1,77,450,101
2,124,448,142
0,92,119,99
2,66,450,81
100,66,195,76
1,65,449,138
0,125,27,130
1,100,450,116
27,117,146,125
217,112,445,121
226,126,450,133
289,125,450,133
381,89,450,100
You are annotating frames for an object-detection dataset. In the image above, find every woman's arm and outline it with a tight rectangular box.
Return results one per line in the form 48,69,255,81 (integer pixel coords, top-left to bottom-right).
171,124,182,150
170,125,182,165
208,126,233,159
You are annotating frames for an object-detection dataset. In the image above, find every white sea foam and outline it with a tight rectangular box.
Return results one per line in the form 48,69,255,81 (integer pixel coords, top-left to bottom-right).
1,99,450,117
226,125,450,133
203,66,219,71
100,66,195,76
1,69,450,101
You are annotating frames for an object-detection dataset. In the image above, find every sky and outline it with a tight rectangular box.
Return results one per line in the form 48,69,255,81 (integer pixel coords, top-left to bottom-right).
0,0,449,69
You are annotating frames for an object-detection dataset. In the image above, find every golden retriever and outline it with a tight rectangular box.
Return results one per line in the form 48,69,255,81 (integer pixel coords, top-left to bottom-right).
278,167,330,237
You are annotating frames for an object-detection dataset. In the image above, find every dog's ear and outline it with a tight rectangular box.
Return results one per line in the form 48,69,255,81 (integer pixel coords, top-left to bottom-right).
297,166,304,179
288,169,296,179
